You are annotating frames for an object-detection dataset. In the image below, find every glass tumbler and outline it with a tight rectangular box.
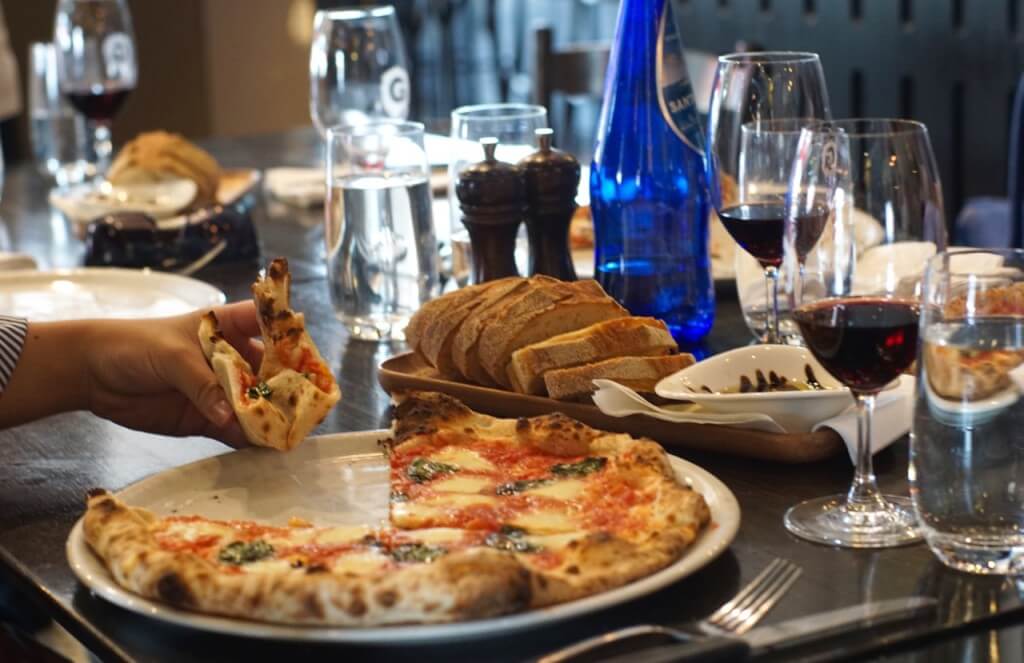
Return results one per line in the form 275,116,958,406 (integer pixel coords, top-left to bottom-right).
447,103,547,286
324,120,439,342
912,248,1024,573
27,42,89,185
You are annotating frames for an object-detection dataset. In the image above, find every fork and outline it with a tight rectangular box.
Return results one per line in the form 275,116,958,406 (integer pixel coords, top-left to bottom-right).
538,558,802,663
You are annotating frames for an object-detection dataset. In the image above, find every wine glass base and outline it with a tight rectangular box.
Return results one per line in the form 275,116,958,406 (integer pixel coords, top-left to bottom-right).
784,494,922,549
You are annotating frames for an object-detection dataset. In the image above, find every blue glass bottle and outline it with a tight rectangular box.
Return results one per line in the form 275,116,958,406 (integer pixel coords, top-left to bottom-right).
590,0,714,343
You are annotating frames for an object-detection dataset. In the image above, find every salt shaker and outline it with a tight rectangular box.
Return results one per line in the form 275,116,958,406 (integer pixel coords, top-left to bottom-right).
518,128,580,280
455,137,526,283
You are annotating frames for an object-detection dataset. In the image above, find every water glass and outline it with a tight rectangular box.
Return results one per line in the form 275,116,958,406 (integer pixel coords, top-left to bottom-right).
447,104,547,286
27,42,89,185
309,6,409,134
324,120,438,342
913,248,1024,574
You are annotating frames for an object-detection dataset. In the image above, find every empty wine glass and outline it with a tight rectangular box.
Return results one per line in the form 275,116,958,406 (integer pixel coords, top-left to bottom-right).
706,52,831,344
309,6,410,135
53,0,137,175
784,119,947,548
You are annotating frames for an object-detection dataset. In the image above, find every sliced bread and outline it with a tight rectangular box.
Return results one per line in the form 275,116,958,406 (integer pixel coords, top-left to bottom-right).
405,281,492,352
506,317,678,395
450,276,554,385
419,276,522,378
544,354,695,402
477,279,629,388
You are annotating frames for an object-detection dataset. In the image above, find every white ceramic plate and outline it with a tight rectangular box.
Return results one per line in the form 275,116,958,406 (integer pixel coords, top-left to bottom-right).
66,430,739,644
0,268,225,321
49,179,198,224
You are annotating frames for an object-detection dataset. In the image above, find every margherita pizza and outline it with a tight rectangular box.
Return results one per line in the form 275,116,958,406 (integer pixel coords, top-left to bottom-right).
199,258,341,450
82,392,710,626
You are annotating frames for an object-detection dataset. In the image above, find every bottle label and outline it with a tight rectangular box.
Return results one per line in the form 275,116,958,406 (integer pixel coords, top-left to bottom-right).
656,0,704,156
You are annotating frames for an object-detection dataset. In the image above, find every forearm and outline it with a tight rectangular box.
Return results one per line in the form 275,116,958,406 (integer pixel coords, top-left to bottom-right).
0,320,91,428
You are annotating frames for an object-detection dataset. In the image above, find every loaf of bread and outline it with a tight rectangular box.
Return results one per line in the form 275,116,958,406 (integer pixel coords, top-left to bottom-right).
108,131,222,207
506,317,677,395
476,279,628,388
544,354,695,402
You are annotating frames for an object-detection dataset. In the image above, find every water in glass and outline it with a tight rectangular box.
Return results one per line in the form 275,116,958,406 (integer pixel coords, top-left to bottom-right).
326,173,436,341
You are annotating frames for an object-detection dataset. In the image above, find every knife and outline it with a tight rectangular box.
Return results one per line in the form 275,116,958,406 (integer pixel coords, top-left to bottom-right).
561,597,936,663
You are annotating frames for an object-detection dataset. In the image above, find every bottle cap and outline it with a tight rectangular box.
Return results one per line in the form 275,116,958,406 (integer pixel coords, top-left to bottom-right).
455,137,526,218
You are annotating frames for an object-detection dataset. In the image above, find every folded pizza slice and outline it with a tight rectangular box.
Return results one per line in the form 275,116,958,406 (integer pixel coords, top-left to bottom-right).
199,258,341,450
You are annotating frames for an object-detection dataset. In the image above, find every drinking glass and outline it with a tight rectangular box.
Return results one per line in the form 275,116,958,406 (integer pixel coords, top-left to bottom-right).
706,52,831,344
324,120,438,342
913,249,1024,574
309,6,410,135
53,0,137,175
447,104,547,286
784,119,946,548
28,42,90,186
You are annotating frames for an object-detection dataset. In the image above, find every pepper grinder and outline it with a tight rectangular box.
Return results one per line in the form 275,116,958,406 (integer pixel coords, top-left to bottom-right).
518,127,580,280
455,137,526,283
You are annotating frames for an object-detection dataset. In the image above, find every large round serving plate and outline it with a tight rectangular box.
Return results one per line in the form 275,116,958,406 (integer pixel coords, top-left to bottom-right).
67,430,739,644
0,268,225,320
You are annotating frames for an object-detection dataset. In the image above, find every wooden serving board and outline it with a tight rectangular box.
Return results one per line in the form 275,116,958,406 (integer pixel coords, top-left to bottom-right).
378,352,844,464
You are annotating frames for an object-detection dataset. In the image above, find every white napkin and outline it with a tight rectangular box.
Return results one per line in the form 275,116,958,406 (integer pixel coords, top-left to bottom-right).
591,376,914,465
264,167,324,209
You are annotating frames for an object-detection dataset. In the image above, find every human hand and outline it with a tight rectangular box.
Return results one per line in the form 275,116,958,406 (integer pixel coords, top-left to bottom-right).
80,302,263,446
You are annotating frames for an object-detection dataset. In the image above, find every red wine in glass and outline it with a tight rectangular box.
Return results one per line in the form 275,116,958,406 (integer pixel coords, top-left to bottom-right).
66,87,132,123
718,203,829,268
793,297,920,393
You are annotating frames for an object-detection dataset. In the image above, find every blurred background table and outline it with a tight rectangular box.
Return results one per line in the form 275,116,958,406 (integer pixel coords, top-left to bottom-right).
0,129,1023,663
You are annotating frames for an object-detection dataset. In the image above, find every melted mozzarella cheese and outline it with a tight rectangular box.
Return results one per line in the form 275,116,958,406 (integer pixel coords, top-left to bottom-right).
396,527,468,545
392,493,499,524
523,479,586,501
508,509,577,534
429,447,496,472
313,525,375,546
432,475,493,494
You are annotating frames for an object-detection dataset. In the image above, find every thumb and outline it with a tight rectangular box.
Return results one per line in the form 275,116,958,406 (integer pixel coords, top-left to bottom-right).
168,352,235,428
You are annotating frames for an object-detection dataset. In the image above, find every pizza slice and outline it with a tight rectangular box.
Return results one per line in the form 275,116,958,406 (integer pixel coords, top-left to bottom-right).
384,391,710,606
199,258,341,450
83,490,530,626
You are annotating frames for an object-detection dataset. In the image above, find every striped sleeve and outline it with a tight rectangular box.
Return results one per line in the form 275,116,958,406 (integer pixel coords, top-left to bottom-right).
0,316,27,392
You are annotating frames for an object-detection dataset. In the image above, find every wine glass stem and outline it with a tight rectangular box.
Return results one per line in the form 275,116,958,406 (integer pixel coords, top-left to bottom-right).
763,265,781,343
847,392,884,508
91,121,113,174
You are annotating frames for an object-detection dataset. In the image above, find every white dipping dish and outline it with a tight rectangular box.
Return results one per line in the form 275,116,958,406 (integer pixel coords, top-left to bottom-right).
655,345,856,433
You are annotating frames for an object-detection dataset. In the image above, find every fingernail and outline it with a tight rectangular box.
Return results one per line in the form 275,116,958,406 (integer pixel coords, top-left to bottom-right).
211,400,233,426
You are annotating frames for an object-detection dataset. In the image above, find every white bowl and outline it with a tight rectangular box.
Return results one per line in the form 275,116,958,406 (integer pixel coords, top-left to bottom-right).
655,345,856,432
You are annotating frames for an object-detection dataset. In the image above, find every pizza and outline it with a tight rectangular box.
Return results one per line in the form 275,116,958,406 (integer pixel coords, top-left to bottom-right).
199,258,341,450
82,392,710,626
926,282,1024,401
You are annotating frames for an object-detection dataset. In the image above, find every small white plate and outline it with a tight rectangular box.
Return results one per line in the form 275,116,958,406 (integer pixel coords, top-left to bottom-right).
66,430,739,644
49,179,197,224
0,268,225,321
656,345,855,433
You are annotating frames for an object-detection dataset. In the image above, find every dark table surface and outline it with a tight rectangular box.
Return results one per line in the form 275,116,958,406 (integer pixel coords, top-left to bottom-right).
0,128,1022,663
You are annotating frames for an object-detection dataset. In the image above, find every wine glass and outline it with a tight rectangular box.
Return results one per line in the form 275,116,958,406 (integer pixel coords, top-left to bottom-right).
309,6,410,135
784,119,947,548
706,52,831,344
53,0,137,176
